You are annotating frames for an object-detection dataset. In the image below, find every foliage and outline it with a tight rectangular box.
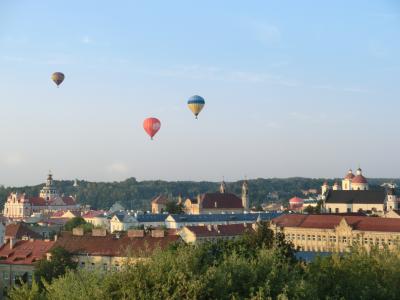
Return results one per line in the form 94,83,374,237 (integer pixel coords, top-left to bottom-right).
165,201,184,214
64,217,86,231
1,177,397,210
63,217,94,233
10,225,400,300
34,247,77,286
8,278,45,300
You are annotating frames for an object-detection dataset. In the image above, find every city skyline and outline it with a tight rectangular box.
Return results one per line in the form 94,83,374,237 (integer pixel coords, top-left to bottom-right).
1,1,400,186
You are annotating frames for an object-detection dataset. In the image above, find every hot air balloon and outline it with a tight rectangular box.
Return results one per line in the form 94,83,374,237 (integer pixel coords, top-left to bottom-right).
51,72,65,87
187,95,205,119
143,117,161,140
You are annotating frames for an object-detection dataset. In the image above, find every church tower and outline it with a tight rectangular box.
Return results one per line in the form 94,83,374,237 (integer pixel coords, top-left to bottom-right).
342,169,354,190
386,186,398,211
39,172,59,200
219,180,227,194
242,179,249,210
321,181,330,197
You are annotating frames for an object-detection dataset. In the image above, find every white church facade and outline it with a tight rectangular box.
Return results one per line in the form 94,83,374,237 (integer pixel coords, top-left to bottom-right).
3,173,80,220
322,168,399,214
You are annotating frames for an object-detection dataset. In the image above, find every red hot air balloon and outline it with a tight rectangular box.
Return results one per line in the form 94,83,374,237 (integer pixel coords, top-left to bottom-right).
143,118,161,140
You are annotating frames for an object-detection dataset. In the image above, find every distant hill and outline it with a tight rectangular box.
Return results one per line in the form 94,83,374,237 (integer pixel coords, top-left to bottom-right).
1,177,399,210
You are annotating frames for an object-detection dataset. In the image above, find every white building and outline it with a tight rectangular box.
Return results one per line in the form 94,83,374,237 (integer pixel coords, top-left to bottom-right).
323,168,399,214
3,173,79,220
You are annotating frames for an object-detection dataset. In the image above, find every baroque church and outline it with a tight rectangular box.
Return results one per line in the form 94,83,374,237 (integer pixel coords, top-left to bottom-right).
3,173,80,219
183,180,249,215
322,168,399,214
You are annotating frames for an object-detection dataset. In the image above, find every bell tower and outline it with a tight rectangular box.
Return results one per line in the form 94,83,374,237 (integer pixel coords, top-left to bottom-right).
219,179,227,194
242,179,249,210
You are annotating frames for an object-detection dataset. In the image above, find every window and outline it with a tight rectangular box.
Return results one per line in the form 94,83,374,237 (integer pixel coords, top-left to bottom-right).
347,208,351,213
317,236,321,242
328,208,332,213
3,271,9,282
335,208,339,213
307,235,311,241
364,238,368,245
301,235,305,241
312,235,316,241
103,263,108,271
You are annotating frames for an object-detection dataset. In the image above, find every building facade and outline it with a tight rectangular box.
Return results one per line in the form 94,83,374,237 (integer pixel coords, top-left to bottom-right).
3,173,79,220
179,223,255,244
271,214,400,252
322,168,399,214
53,229,179,271
183,181,248,215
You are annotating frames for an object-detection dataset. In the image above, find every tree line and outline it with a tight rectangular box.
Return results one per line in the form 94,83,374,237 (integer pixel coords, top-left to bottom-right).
9,222,400,300
1,177,398,210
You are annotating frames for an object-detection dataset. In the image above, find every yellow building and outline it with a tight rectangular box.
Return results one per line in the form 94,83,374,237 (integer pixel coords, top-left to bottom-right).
0,238,54,295
271,214,400,252
151,195,168,214
53,228,180,271
179,223,255,244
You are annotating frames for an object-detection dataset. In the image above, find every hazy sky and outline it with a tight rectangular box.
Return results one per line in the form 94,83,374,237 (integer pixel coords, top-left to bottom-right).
0,1,399,186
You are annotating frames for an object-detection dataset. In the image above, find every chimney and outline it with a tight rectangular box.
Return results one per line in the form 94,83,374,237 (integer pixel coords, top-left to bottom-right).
72,227,84,236
92,228,107,237
10,237,15,250
54,234,58,241
128,229,145,238
151,229,165,238
207,224,212,231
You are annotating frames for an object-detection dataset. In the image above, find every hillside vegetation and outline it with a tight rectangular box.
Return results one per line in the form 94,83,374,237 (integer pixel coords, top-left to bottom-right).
1,177,398,210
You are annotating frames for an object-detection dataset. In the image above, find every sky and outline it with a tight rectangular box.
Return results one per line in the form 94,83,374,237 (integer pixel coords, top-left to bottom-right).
0,1,399,186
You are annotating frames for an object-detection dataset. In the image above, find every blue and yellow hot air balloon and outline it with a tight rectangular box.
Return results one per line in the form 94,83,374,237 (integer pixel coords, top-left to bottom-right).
187,95,205,119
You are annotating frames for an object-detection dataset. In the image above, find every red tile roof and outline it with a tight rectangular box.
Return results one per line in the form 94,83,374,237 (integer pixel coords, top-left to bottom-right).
200,193,243,209
272,214,400,233
352,175,368,184
0,240,55,265
54,232,180,257
5,223,42,240
185,224,254,237
82,210,106,219
62,196,77,206
29,197,47,206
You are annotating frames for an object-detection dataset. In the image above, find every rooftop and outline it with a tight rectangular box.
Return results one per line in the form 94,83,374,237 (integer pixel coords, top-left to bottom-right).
272,214,400,233
0,240,55,265
54,232,179,257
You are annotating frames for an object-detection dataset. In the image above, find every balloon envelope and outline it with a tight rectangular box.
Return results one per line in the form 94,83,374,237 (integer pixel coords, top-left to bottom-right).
143,118,161,139
187,95,205,119
51,72,65,87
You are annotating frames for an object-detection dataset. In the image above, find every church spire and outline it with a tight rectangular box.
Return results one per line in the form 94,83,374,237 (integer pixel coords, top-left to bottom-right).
242,178,249,210
219,178,227,194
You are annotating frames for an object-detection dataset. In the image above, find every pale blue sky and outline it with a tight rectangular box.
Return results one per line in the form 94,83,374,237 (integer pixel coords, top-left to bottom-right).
0,1,399,186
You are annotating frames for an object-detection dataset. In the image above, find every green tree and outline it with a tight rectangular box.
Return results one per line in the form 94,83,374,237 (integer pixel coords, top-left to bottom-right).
34,247,77,286
8,279,44,300
165,201,183,214
64,217,86,231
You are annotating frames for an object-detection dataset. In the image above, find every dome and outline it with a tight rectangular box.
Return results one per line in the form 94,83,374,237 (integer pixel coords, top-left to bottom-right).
289,197,304,204
344,169,355,180
352,175,367,184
